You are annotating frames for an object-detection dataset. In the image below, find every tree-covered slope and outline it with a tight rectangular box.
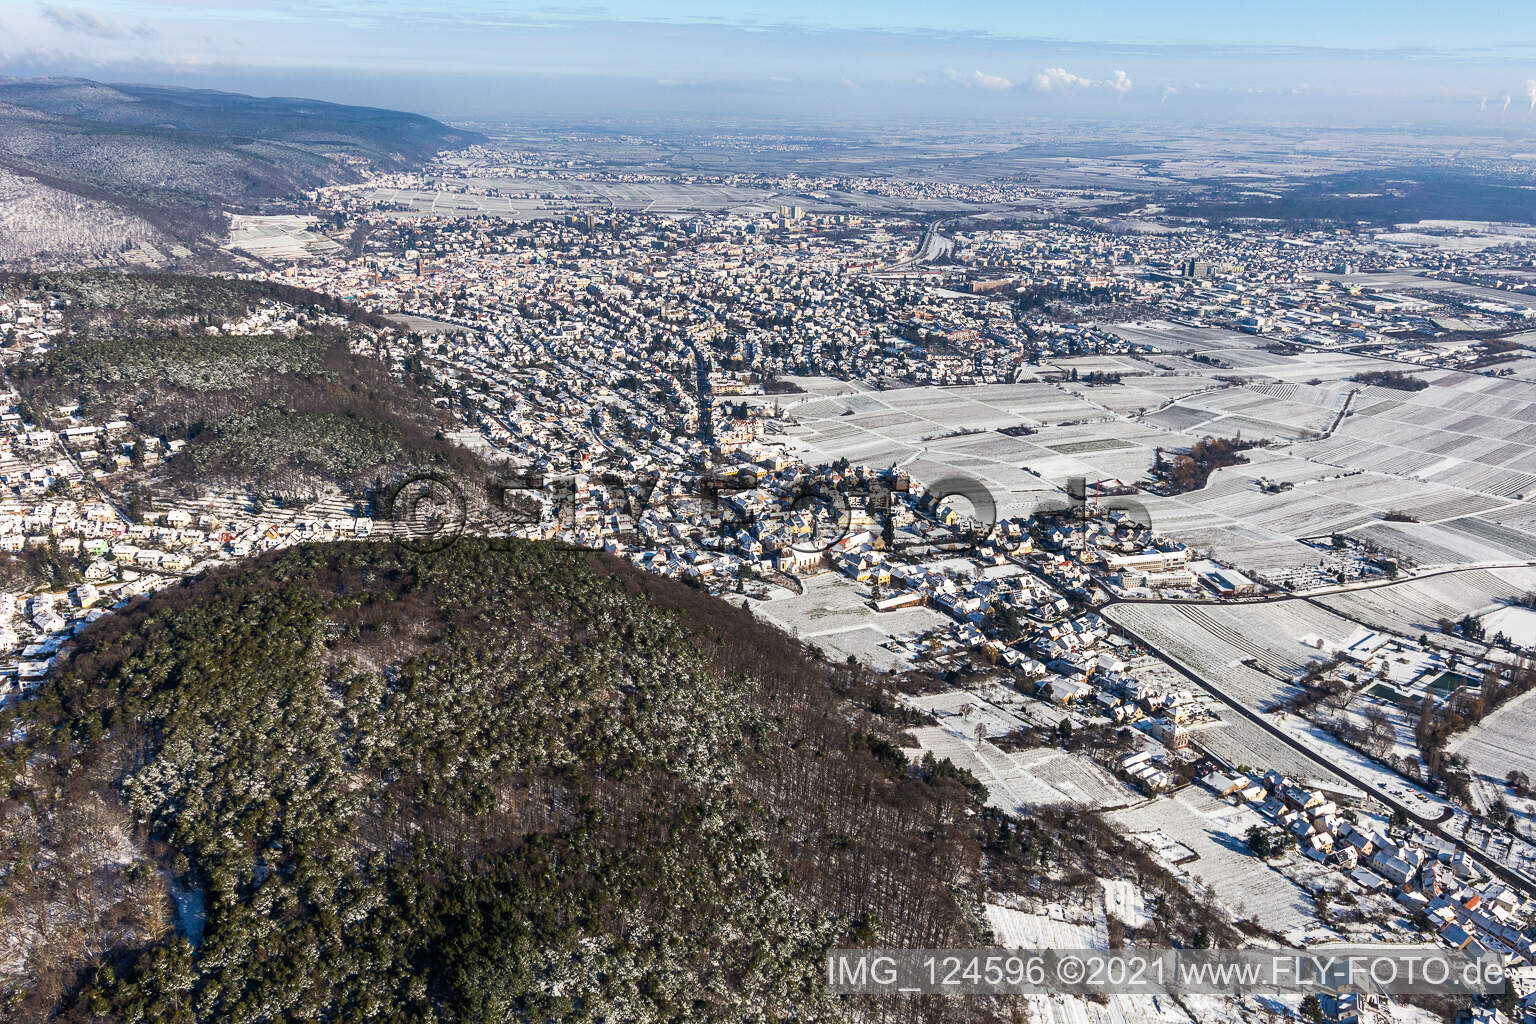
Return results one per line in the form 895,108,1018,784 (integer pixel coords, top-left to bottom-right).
0,77,483,257
5,271,473,497
0,539,983,1023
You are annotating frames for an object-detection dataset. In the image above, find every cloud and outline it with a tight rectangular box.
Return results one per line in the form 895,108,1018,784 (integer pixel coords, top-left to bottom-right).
1527,79,1536,112
1030,66,1132,95
943,68,1014,91
1479,95,1487,111
37,4,154,39
1502,92,1512,112
1032,66,1092,91
1161,85,1180,104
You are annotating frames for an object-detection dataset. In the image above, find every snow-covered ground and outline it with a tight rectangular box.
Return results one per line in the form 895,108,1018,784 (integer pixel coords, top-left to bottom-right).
1479,604,1536,647
902,723,1139,811
1108,789,1327,938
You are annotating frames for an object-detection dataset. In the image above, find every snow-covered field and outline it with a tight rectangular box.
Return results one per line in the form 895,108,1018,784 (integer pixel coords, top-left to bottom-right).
1101,878,1152,929
1108,789,1325,938
902,723,1139,811
1451,688,1536,811
1318,566,1536,640
1105,603,1302,710
1266,713,1433,814
227,214,343,263
755,572,946,670
985,902,1205,1024
1480,604,1536,646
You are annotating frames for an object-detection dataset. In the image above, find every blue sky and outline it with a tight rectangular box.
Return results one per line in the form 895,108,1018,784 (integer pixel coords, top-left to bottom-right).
2,1,1534,124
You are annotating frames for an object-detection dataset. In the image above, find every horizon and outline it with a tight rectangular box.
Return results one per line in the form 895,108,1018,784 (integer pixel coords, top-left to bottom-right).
1,1,1534,126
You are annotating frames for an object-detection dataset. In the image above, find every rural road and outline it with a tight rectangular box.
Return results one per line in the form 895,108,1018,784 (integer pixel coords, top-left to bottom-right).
1104,608,1536,899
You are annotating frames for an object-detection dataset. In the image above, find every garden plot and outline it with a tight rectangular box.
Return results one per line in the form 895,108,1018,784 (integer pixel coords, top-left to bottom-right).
1451,689,1536,808
1108,789,1324,937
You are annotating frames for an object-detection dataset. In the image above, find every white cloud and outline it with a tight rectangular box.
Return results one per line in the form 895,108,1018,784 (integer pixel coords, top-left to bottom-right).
1032,67,1092,91
1161,86,1180,104
1030,66,1131,95
1527,79,1536,112
1479,95,1487,112
1502,92,1512,112
943,68,1014,91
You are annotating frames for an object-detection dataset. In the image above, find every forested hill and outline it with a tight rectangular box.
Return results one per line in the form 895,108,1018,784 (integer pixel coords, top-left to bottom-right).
0,538,985,1022
5,271,475,500
0,77,483,259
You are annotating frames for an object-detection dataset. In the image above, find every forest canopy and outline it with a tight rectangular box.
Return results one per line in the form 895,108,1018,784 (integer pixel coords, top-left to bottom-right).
0,538,982,1023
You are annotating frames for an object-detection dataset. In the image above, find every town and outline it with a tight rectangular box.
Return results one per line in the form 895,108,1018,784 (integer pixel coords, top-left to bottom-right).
5,139,1536,1024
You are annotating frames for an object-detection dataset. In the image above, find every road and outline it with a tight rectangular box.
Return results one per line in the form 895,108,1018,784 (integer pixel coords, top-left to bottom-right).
881,217,954,274
1105,608,1536,898
1003,539,1536,893
1111,557,1536,607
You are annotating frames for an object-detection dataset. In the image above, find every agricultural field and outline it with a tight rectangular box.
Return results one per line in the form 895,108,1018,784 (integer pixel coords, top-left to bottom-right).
1187,715,1355,792
985,902,1219,1024
1107,788,1326,938
1450,689,1536,826
227,214,343,263
1106,601,1353,706
1277,374,1536,561
754,572,947,669
1316,565,1536,640
1145,381,1351,442
901,721,1138,812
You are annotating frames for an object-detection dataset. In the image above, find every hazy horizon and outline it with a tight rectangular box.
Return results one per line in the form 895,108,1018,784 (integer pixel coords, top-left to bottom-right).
2,1,1535,127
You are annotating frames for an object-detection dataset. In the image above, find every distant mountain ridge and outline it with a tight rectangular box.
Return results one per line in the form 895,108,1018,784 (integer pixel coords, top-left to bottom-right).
0,79,481,166
0,77,482,262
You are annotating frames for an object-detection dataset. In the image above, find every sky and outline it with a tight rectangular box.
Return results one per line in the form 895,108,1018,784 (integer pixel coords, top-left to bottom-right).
1,1,1535,126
